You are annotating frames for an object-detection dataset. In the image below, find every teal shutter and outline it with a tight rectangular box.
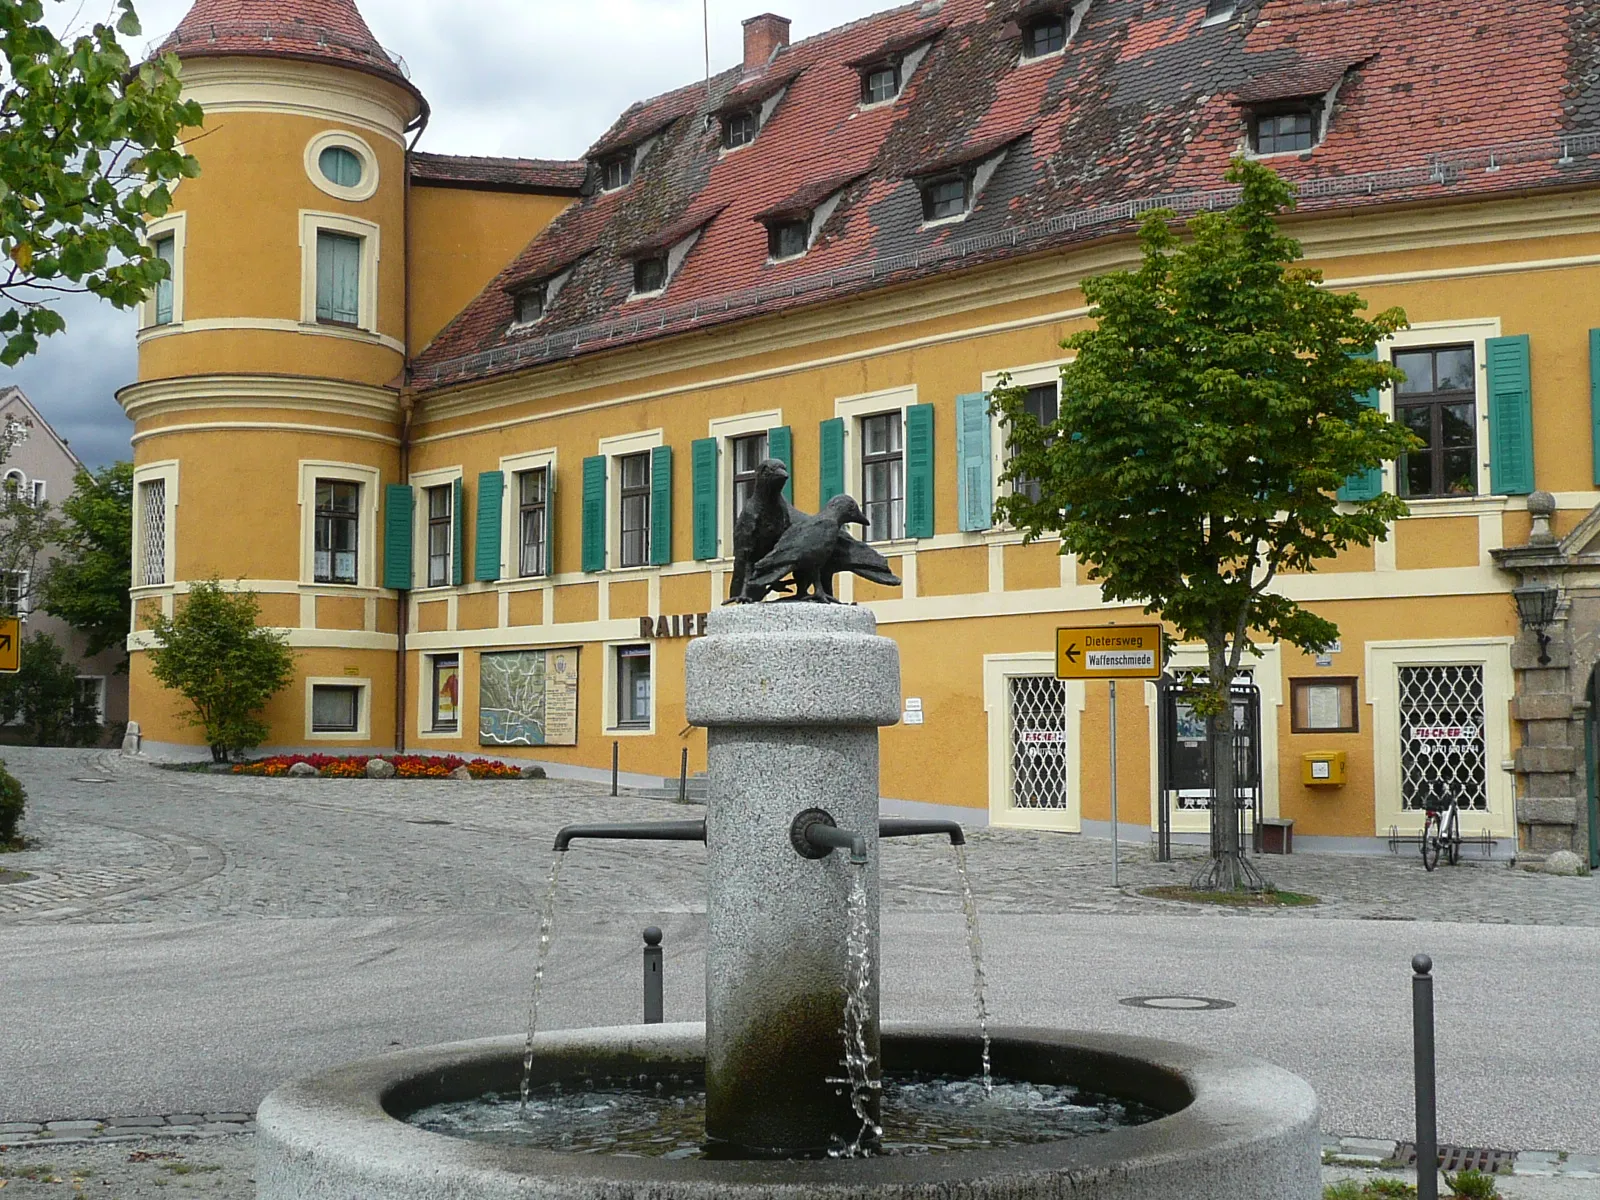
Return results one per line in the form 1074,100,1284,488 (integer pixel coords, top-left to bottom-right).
767,425,794,502
452,477,465,586
691,438,719,560
820,418,845,503
581,455,607,573
545,464,557,577
474,471,504,582
650,445,674,566
382,484,414,591
1487,334,1534,496
1590,330,1600,486
316,232,361,325
1338,349,1384,503
956,393,993,531
905,403,935,538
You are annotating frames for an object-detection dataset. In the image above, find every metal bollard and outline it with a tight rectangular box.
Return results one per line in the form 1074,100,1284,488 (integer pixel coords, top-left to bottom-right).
678,747,689,804
643,927,664,1024
611,741,619,797
1413,954,1438,1200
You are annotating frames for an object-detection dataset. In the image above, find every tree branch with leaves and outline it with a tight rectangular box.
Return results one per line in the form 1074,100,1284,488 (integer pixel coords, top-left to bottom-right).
993,158,1417,891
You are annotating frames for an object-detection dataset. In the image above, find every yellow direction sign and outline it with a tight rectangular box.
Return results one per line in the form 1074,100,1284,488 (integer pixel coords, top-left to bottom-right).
1056,624,1163,681
0,616,18,675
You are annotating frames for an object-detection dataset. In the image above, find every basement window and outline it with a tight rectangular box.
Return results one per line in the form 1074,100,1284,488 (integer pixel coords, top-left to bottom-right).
723,110,759,149
633,255,668,296
1252,104,1319,155
767,217,810,261
921,174,971,222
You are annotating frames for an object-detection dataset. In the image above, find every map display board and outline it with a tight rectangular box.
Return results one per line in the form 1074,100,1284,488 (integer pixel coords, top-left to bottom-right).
479,648,580,747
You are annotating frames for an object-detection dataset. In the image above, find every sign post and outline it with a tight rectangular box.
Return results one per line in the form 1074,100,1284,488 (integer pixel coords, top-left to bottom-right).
1057,624,1164,885
0,616,19,676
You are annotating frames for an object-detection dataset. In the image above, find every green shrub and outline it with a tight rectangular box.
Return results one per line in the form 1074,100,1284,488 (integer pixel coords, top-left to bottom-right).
1445,1169,1501,1199
1324,1182,1365,1200
1371,1179,1417,1198
0,632,101,747
0,758,25,845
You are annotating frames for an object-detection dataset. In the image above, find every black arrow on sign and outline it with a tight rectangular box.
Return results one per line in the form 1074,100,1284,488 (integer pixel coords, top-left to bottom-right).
1063,644,1080,664
0,632,11,653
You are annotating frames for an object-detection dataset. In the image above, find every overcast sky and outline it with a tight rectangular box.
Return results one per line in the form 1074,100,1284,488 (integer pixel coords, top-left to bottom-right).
3,0,893,468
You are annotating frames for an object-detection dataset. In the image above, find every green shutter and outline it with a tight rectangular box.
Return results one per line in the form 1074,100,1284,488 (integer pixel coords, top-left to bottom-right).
316,232,361,325
582,455,607,573
452,477,466,586
650,445,674,566
956,393,992,531
1487,333,1534,496
1338,349,1384,503
819,417,845,503
767,425,794,503
474,471,505,582
545,463,558,577
691,438,719,560
382,484,414,591
905,403,935,538
1590,330,1600,487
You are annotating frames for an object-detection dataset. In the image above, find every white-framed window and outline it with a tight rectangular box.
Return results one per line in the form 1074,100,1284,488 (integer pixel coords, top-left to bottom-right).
2,470,23,502
140,212,186,331
409,467,462,591
298,462,378,588
75,676,106,722
598,429,663,572
132,462,179,589
29,479,44,506
500,448,558,581
431,653,461,734
1203,0,1236,24
600,150,634,192
916,145,1014,228
708,410,782,559
837,387,916,545
307,678,369,739
983,652,1086,832
982,359,1070,525
1,569,30,620
304,130,380,203
607,642,655,734
299,211,381,334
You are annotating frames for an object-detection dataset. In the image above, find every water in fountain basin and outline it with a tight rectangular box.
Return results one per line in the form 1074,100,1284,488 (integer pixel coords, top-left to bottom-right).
829,863,882,1158
519,855,565,1115
953,843,993,1093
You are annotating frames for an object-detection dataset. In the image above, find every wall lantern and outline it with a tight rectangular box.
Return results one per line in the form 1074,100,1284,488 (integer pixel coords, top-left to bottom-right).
1513,583,1560,666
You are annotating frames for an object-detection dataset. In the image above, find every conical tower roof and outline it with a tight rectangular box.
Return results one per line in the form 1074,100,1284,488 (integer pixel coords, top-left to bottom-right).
157,0,425,116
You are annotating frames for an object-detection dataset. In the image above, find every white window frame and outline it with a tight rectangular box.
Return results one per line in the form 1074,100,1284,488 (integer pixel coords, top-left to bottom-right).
836,387,917,547
299,211,382,334
1366,638,1515,838
140,211,187,332
75,675,107,721
29,479,44,506
1,568,31,621
132,461,179,591
708,409,782,561
918,148,1012,229
982,359,1070,524
598,429,663,574
2,469,24,501
983,652,1086,832
605,640,656,736
500,448,559,582
298,460,380,589
409,466,463,593
305,677,371,741
417,649,466,741
304,130,380,203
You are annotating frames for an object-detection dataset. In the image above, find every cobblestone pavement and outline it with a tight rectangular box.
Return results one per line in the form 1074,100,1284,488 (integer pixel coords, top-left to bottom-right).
0,747,1592,927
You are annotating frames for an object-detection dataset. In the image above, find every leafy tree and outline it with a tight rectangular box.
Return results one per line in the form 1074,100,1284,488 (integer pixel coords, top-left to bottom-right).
0,0,202,364
0,756,24,845
993,159,1415,891
147,579,296,763
0,463,61,620
42,461,132,663
0,630,99,745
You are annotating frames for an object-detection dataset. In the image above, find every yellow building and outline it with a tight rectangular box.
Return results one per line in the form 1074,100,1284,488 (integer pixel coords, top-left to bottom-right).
125,0,1600,865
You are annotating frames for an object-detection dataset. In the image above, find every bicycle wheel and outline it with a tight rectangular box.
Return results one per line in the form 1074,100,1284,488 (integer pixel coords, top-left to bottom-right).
1421,815,1441,871
1445,808,1462,866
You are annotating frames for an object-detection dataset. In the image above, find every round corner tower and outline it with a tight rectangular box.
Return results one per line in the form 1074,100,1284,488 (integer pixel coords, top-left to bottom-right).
121,0,426,754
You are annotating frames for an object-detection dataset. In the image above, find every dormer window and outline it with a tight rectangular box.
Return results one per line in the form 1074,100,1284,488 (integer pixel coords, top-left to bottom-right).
861,63,900,106
633,255,668,295
1252,104,1319,154
921,175,970,222
514,284,547,326
1203,0,1236,23
767,218,810,261
1021,13,1067,57
723,110,760,150
601,152,634,192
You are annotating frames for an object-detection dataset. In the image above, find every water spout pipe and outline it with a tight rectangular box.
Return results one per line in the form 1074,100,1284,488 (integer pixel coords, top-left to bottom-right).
878,817,966,846
552,819,707,853
801,820,869,865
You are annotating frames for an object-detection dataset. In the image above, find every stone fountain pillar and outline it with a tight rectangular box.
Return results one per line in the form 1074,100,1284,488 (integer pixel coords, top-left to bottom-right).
686,604,901,1156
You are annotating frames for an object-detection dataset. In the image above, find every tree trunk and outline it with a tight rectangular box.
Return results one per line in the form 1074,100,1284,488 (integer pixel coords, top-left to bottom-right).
211,744,228,764
1192,637,1259,892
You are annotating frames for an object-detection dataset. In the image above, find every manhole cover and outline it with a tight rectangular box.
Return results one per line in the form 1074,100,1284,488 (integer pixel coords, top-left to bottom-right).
73,778,115,784
406,819,454,827
1118,996,1237,1011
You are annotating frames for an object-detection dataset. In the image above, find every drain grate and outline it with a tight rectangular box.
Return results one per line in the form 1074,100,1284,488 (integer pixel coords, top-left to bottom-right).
406,819,454,827
1394,1143,1514,1174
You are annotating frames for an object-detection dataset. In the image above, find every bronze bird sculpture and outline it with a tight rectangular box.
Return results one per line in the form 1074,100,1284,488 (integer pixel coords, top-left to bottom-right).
745,494,901,603
726,457,797,604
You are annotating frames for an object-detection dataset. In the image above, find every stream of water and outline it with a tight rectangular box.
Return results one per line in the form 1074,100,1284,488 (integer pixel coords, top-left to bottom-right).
952,843,993,1092
518,855,565,1115
831,863,882,1158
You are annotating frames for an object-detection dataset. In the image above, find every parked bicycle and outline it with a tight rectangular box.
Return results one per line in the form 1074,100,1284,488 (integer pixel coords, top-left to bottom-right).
1420,792,1462,871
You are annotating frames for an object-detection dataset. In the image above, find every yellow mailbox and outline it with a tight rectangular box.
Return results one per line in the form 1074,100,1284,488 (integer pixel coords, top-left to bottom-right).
1302,751,1347,787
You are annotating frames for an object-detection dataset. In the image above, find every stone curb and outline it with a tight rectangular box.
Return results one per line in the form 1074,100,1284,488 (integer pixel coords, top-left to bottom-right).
0,1113,255,1147
1320,1135,1600,1179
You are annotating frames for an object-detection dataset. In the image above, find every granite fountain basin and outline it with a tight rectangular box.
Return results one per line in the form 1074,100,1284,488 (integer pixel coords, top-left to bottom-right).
255,1022,1321,1199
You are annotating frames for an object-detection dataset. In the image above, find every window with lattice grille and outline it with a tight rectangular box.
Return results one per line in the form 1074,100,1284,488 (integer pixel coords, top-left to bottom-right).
1009,675,1069,810
1398,664,1487,811
140,480,167,586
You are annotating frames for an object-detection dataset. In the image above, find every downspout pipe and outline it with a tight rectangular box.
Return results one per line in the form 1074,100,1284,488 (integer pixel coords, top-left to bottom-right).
394,109,430,755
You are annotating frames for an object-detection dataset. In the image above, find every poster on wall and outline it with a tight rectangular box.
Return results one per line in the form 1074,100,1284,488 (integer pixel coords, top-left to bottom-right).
434,657,461,729
479,648,580,747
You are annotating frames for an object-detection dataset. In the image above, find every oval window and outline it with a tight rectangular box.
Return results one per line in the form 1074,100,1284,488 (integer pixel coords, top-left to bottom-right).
319,146,364,189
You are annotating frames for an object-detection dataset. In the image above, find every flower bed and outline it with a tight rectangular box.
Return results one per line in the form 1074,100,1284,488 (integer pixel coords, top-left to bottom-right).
235,754,523,780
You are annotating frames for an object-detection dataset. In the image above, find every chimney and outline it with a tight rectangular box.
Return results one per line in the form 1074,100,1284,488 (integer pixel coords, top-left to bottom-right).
742,13,791,71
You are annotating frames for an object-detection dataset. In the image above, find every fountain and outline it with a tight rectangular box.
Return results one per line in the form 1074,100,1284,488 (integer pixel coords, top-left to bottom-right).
255,484,1321,1198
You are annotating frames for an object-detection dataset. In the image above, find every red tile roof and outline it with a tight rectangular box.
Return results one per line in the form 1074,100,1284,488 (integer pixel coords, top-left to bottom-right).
412,0,1600,391
408,152,587,194
156,0,424,114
